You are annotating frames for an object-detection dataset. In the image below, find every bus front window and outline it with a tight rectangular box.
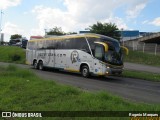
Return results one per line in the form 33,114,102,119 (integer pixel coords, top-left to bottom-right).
104,44,123,65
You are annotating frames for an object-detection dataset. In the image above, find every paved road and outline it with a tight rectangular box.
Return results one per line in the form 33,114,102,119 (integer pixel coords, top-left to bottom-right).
0,62,160,104
124,62,160,74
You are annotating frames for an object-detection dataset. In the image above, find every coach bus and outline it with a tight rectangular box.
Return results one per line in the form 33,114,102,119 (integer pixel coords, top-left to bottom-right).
26,33,128,77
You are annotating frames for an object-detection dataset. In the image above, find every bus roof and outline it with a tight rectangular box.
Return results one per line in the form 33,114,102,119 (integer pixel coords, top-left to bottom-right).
29,33,118,43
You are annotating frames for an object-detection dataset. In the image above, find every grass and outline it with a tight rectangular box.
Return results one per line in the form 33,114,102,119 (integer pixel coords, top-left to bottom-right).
124,50,160,67
0,46,25,64
0,65,160,120
122,70,160,82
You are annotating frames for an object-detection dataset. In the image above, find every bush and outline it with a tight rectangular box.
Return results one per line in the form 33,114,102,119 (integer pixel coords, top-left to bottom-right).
0,46,25,64
9,54,21,61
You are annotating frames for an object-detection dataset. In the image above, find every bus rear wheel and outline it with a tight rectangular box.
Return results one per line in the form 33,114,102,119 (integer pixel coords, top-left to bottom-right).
81,65,90,78
38,61,44,70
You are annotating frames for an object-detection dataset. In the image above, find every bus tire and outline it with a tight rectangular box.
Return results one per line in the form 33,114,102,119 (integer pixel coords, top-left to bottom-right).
38,61,44,70
33,60,38,69
81,65,90,78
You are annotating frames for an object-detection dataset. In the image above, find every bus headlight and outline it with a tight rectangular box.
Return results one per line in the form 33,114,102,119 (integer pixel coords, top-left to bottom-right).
106,66,110,75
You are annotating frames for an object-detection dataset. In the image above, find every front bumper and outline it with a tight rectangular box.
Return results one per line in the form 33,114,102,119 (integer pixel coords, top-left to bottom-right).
106,65,123,75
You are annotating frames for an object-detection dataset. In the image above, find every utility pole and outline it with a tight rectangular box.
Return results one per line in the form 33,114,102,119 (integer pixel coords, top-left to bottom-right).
0,10,4,45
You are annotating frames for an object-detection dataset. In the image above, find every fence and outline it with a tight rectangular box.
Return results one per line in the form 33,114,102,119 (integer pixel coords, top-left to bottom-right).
123,41,160,56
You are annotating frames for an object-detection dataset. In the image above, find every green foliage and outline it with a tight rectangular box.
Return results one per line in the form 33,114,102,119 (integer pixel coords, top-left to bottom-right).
66,32,77,35
0,46,25,64
89,22,120,40
124,50,160,67
10,34,22,39
47,27,66,35
9,54,21,61
123,70,160,82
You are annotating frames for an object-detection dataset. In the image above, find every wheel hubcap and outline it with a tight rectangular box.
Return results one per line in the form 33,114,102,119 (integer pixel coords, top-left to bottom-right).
39,64,43,70
83,68,88,76
34,62,37,68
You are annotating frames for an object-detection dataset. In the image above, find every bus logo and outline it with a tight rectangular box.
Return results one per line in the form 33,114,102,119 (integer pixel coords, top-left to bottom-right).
71,51,79,63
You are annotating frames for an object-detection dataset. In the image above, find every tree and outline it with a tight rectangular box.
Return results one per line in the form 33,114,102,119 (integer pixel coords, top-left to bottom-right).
10,34,22,39
66,32,77,35
47,27,66,35
88,22,120,40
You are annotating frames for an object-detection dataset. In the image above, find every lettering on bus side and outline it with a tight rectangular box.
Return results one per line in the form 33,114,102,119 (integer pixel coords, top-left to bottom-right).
71,51,80,63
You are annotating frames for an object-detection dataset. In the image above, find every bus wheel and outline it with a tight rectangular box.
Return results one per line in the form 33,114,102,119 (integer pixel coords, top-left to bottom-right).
81,65,90,78
33,61,38,69
38,61,44,70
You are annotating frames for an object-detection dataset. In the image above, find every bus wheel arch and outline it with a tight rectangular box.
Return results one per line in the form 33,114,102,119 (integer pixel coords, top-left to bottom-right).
80,63,90,78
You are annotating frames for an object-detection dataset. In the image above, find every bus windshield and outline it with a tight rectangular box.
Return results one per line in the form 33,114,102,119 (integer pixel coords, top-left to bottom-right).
100,37,123,65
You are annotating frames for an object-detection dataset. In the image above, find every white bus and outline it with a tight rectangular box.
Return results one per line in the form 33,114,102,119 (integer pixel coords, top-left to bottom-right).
26,33,128,77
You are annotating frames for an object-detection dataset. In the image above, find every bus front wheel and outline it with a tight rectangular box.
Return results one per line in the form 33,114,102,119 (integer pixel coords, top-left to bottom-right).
81,65,90,78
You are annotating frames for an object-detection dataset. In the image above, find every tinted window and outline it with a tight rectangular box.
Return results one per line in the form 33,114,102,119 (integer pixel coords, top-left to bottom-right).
73,38,90,52
46,40,57,49
37,40,45,49
56,39,72,49
59,39,73,49
28,42,37,50
95,45,104,60
101,37,120,52
87,37,100,50
59,37,90,53
87,37,101,54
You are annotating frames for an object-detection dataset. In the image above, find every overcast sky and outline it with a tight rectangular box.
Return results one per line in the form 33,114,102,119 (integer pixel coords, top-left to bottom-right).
0,0,160,41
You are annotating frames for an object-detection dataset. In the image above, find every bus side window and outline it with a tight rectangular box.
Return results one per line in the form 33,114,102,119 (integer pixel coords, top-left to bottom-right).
27,42,31,49
64,39,73,49
57,40,65,49
94,45,104,61
46,40,56,49
37,40,44,49
72,38,90,54
63,39,69,49
87,37,100,49
58,40,64,49
28,42,37,50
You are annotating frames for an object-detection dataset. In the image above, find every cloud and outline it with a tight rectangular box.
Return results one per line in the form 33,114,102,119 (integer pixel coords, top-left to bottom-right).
63,0,119,22
126,3,146,18
142,20,149,24
0,0,21,9
103,16,128,30
126,0,148,19
27,0,150,37
2,22,24,40
31,0,131,35
32,5,76,34
150,17,160,26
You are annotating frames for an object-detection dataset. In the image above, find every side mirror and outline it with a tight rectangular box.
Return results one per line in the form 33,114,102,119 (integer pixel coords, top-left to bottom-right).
121,46,129,55
94,42,108,52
